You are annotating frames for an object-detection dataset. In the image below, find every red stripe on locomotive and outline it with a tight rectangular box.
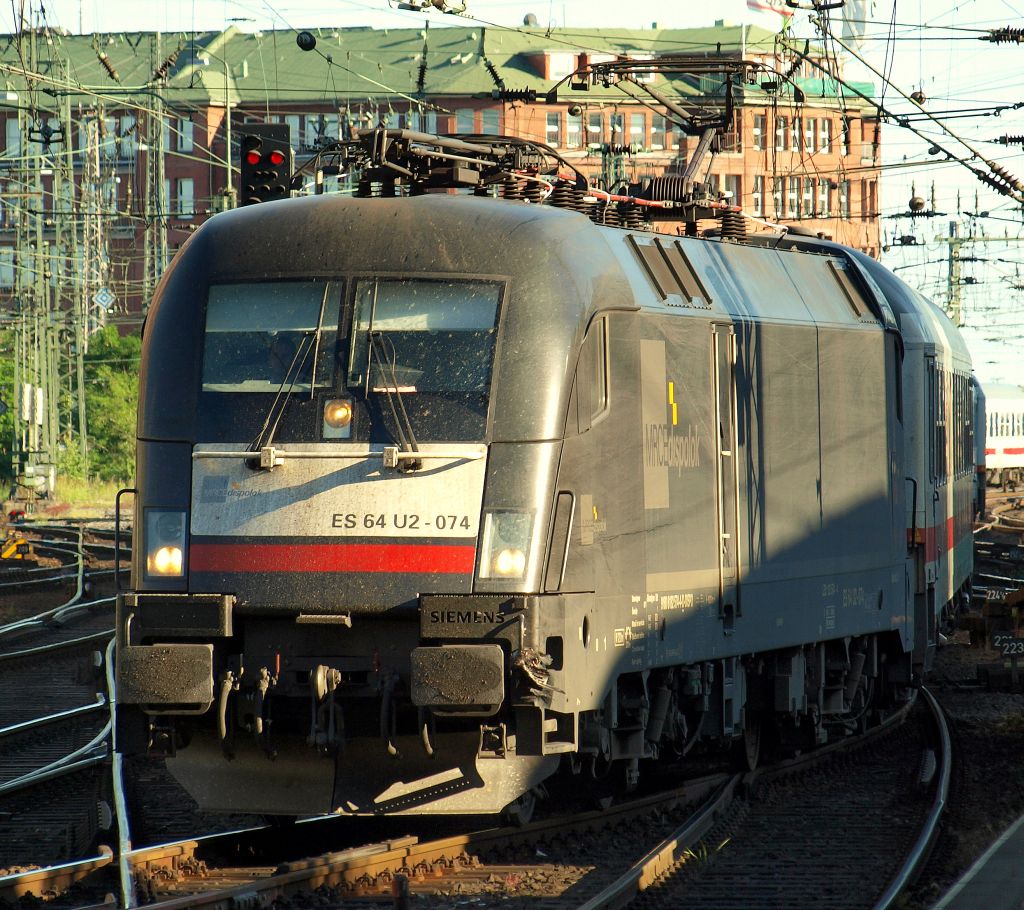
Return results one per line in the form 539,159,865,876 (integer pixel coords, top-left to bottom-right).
190,542,477,574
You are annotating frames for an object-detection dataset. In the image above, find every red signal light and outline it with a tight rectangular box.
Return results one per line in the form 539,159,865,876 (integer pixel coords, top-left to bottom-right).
244,149,261,166
268,149,286,166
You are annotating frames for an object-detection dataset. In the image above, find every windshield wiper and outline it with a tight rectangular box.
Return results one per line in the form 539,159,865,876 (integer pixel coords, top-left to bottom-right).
248,331,316,458
308,284,330,401
368,329,421,471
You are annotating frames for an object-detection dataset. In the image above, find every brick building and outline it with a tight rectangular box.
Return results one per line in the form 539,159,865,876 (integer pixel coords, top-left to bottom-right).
0,21,880,317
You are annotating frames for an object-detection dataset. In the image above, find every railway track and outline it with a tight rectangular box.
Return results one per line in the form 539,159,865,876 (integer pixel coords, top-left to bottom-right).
0,520,127,876
0,686,946,909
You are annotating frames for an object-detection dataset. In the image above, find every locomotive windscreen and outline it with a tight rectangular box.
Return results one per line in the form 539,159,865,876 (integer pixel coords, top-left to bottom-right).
196,277,501,443
201,281,339,394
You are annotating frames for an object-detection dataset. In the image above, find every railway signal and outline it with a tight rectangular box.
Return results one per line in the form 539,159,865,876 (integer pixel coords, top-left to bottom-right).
238,124,293,206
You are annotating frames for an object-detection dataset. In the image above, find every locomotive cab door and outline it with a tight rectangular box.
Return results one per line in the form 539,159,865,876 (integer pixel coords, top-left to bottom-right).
712,324,740,630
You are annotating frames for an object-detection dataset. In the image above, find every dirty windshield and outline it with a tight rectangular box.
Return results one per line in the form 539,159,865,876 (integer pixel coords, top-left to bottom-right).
201,281,339,393
347,278,501,441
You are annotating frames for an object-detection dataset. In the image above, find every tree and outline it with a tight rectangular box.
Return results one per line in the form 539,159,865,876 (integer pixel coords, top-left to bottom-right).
83,326,141,482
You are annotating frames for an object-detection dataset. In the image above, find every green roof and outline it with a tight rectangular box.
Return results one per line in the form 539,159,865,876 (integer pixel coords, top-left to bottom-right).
0,24,870,109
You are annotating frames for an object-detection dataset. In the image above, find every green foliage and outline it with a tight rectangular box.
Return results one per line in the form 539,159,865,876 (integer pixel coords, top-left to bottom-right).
83,326,141,483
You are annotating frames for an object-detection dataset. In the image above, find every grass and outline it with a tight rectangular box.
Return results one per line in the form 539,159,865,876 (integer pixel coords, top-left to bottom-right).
48,476,133,516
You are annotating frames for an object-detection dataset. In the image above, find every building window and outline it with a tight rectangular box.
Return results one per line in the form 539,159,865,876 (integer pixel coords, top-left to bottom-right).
3,118,20,157
651,115,667,151
804,118,815,152
720,110,742,153
305,114,339,146
102,115,118,158
786,177,798,218
790,116,801,151
775,116,788,151
176,177,194,218
119,115,137,158
753,113,765,151
546,111,562,147
456,108,475,133
752,174,764,216
629,112,645,148
586,112,603,146
820,118,832,153
481,108,500,134
772,176,784,216
840,118,850,156
610,112,625,142
839,179,850,217
724,174,741,204
0,247,13,288
177,117,194,153
802,177,814,217
566,111,583,148
284,114,302,146
817,179,830,216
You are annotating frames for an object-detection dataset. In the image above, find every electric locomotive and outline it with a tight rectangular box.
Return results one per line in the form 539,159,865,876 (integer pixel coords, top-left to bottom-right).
117,132,976,819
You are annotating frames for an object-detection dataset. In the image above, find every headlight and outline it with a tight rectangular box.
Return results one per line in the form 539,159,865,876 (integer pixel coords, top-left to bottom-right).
323,398,353,438
478,510,533,580
145,509,187,578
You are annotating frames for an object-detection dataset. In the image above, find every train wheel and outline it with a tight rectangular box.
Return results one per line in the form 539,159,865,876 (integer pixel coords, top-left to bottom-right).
743,717,761,770
502,790,536,827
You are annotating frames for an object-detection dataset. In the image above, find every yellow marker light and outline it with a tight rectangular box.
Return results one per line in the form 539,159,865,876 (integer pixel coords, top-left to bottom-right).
492,548,527,577
324,399,353,428
668,381,678,426
149,545,183,576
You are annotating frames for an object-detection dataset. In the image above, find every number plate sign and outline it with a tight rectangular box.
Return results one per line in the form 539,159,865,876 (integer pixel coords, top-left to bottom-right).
991,632,1024,656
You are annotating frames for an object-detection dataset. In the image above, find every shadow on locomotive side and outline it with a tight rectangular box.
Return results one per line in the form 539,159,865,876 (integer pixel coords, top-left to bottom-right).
116,189,978,820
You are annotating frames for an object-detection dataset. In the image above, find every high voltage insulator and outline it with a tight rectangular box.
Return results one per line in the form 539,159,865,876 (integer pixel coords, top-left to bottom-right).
150,48,181,84
96,50,120,82
977,164,1024,199
483,56,505,91
981,26,1024,43
497,88,537,102
995,135,1024,146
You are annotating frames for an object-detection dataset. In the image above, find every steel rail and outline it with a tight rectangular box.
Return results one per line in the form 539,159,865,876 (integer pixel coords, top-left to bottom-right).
871,686,951,910
0,749,108,799
106,635,136,909
0,628,114,662
0,723,110,797
0,848,114,901
576,775,741,910
576,694,918,909
0,530,88,628
0,695,107,739
0,595,115,641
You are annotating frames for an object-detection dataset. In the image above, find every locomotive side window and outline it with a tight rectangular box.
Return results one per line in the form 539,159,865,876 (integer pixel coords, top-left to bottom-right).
576,316,608,433
201,281,340,393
